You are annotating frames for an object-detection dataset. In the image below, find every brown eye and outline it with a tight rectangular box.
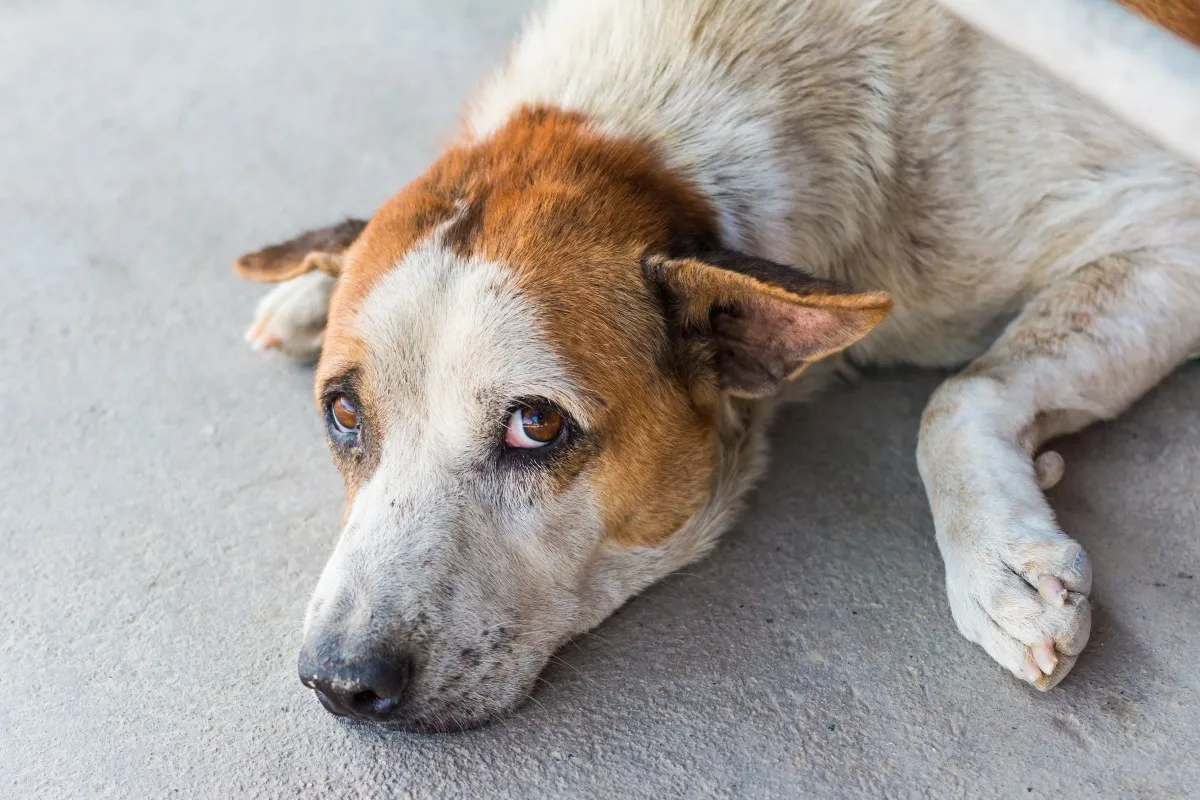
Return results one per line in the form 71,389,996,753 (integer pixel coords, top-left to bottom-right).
330,395,359,433
504,403,564,449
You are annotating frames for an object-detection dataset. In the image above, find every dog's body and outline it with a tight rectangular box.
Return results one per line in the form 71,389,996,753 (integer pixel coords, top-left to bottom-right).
239,0,1200,731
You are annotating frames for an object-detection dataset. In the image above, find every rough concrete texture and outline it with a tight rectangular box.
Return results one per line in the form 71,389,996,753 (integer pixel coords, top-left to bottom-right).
2,1,1198,797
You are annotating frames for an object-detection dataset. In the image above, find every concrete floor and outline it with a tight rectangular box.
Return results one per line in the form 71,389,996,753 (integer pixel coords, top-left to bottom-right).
2,1,1198,797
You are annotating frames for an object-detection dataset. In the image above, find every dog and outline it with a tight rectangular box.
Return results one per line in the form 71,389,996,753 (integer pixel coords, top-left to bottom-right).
235,0,1200,731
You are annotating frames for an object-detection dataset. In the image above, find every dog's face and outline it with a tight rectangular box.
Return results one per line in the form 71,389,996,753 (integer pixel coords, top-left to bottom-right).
238,109,890,731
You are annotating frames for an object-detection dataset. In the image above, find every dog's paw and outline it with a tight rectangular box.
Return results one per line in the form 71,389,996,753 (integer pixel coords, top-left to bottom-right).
945,524,1092,690
244,270,335,361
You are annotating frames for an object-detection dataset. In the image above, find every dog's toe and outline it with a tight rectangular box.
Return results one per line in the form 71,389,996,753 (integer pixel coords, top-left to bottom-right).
947,530,1092,690
1033,450,1065,490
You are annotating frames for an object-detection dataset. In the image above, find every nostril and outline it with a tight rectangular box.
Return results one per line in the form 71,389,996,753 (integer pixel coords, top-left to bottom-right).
349,688,380,713
299,649,413,720
349,688,401,717
312,687,346,717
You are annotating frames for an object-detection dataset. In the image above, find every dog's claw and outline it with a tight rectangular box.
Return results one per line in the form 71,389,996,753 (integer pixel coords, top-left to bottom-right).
1037,575,1068,607
1021,652,1042,682
1032,640,1058,674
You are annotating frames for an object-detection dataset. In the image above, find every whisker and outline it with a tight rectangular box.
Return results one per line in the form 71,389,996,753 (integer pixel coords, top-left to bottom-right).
667,570,706,580
521,684,552,716
546,653,602,691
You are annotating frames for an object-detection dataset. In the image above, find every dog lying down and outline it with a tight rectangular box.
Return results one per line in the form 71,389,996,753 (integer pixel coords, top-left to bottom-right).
235,0,1200,731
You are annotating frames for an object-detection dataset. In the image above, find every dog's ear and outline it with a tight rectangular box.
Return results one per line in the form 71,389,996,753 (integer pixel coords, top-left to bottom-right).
644,250,893,398
234,219,367,283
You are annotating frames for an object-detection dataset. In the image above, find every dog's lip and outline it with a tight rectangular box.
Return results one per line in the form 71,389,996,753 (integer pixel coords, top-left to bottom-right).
309,694,490,733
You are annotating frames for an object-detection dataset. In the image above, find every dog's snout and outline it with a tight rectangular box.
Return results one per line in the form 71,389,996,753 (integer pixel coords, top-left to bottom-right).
298,645,413,721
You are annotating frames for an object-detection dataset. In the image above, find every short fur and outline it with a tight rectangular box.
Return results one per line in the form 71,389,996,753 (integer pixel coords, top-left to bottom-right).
239,0,1200,730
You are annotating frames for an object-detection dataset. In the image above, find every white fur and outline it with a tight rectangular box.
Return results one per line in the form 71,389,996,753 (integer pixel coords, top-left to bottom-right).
917,249,1200,687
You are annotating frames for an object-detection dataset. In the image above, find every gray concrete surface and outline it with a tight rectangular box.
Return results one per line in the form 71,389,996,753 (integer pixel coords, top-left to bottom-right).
2,1,1198,797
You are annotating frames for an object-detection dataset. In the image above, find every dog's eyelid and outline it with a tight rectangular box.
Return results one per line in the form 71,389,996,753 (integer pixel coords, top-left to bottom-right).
322,386,355,410
521,391,594,432
319,370,363,408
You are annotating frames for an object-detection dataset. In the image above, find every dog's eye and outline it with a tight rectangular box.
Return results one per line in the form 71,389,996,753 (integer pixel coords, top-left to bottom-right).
329,394,360,434
504,403,564,449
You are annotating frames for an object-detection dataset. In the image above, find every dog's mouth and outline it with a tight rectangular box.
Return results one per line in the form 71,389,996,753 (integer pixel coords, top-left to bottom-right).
303,676,539,733
313,699,503,734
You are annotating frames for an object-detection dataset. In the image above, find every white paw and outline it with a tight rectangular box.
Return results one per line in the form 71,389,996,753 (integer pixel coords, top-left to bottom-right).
945,520,1092,691
244,271,335,361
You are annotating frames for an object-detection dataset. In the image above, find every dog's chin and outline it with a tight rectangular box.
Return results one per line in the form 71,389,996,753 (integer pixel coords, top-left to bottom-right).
327,700,523,734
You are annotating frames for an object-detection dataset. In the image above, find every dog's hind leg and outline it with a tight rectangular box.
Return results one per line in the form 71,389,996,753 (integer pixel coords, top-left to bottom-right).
916,249,1200,690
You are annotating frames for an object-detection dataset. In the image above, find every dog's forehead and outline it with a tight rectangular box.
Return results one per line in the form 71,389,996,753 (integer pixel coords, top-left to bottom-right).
316,106,718,408
348,237,585,426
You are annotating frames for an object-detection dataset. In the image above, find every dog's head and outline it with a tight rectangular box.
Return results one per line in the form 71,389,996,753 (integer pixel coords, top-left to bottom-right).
237,108,890,731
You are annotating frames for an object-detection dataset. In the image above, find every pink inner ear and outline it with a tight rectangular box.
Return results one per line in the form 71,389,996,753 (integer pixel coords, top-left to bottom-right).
743,295,859,361
711,296,868,397
765,298,854,358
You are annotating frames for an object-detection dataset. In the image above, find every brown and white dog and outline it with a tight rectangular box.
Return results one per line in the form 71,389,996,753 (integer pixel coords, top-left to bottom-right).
236,0,1200,731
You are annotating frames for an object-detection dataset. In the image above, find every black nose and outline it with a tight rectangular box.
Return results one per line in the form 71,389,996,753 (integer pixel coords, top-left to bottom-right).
298,647,413,721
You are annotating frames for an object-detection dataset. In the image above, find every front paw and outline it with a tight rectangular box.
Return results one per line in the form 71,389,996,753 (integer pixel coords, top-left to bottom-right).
244,270,335,361
944,523,1092,690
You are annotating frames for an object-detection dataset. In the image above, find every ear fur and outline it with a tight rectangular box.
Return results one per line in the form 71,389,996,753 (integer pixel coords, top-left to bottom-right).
234,219,366,283
644,250,892,398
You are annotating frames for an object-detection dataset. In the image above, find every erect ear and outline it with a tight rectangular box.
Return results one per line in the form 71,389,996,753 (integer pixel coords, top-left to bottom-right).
234,218,367,283
644,250,893,398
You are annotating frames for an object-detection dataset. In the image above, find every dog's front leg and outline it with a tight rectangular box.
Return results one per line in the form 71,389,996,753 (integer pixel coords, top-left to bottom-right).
244,270,335,361
916,250,1200,689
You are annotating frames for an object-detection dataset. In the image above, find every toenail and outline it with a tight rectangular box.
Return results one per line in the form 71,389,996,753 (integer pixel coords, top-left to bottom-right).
1033,642,1057,674
1037,575,1067,607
